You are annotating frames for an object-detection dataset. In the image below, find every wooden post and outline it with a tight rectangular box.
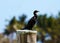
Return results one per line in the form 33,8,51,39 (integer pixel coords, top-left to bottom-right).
16,30,37,43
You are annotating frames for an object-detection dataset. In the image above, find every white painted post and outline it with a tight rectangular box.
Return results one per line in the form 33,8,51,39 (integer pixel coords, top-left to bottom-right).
16,30,37,43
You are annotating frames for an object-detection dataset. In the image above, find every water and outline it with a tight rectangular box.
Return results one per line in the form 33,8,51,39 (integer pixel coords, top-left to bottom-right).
37,40,42,43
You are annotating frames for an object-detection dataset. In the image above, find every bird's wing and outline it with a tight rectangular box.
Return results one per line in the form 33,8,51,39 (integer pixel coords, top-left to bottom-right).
27,17,35,25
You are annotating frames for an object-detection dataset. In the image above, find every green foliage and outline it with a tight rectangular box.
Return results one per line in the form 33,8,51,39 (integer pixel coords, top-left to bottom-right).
3,12,60,43
19,14,27,24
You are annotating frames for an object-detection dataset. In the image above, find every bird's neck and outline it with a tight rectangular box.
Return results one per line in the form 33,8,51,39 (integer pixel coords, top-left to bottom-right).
34,13,37,16
34,13,37,18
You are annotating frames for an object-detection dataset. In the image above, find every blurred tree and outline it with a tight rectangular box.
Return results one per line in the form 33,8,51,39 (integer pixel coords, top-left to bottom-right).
37,14,47,43
3,12,60,43
47,14,60,43
18,14,27,29
3,16,18,43
47,15,57,43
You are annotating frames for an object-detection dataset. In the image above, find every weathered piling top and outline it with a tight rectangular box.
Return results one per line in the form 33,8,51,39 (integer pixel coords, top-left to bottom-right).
16,30,37,34
16,30,37,43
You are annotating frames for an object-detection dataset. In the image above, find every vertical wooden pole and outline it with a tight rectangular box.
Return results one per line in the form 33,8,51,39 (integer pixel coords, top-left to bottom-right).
16,30,37,43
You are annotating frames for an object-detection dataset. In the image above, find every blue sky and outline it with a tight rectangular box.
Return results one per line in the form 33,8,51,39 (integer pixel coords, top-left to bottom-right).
0,0,60,33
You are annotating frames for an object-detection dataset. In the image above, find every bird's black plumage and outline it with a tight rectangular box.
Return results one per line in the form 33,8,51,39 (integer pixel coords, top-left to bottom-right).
23,10,39,30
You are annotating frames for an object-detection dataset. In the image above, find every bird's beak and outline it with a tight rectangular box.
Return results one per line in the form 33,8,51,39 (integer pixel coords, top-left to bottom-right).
36,11,39,14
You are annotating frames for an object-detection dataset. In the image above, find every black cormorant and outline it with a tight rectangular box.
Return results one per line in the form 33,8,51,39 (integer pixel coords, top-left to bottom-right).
23,10,39,30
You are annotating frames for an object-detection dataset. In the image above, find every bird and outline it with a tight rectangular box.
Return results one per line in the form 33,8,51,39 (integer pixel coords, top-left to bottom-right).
23,10,39,30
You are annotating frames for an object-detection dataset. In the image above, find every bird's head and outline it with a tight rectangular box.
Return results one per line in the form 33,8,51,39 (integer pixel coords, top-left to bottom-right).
33,10,39,15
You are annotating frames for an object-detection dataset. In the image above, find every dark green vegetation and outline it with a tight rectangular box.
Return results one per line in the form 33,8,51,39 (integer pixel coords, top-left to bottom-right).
3,12,60,43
